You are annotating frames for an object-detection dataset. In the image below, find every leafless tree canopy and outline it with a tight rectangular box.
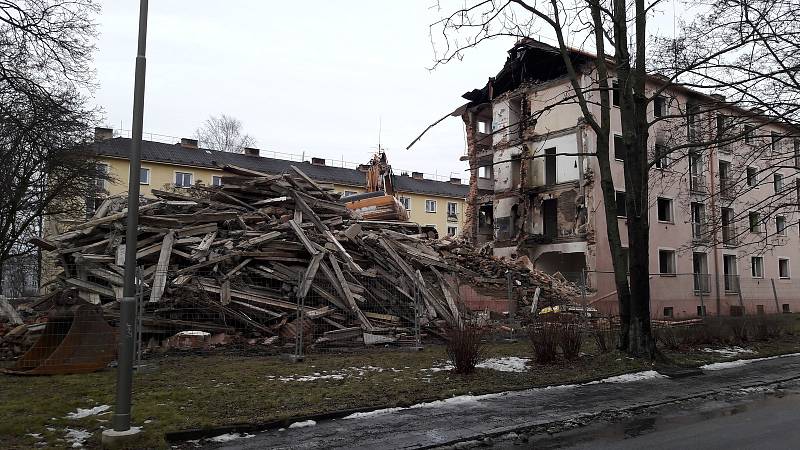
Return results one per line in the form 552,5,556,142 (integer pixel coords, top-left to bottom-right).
195,114,256,153
0,1,103,272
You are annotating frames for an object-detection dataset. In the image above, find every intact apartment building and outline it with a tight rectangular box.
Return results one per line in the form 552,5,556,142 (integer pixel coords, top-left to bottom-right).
459,40,800,318
90,128,468,236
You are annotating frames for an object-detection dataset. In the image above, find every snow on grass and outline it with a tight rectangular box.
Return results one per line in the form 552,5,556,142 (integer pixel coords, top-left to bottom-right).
586,370,667,384
64,428,91,448
288,420,316,428
273,366,399,382
701,346,756,357
207,432,255,442
476,357,530,372
701,352,800,371
65,405,111,419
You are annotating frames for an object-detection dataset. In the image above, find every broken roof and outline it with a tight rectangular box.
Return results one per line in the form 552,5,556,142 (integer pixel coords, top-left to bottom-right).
95,137,469,199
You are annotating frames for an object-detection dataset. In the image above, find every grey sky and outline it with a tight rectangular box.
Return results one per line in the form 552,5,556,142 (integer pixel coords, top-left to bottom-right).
94,1,515,182
94,1,681,182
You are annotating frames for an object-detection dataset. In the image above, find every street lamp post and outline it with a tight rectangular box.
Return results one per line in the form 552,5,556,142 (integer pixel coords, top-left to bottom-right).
104,1,148,443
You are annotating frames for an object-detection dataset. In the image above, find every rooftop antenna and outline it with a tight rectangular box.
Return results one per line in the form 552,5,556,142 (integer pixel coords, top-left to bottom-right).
377,116,383,153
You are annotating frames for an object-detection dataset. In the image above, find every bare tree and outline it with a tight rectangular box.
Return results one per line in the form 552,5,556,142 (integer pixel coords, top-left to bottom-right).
431,0,800,357
0,1,104,290
195,114,256,153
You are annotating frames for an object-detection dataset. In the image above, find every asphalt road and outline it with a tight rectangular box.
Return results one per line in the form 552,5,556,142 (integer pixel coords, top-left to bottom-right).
206,353,800,449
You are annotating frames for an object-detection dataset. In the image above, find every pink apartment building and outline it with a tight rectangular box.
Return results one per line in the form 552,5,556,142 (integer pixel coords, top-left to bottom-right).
458,39,800,318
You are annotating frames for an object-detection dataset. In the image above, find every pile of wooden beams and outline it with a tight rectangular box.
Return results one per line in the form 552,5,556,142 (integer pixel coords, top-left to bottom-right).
31,164,578,350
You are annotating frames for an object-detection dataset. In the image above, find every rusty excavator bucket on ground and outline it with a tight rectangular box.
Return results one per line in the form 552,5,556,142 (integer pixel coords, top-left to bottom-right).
4,302,117,376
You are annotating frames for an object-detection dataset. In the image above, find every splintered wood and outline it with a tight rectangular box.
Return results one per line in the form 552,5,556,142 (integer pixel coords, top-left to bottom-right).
33,165,578,349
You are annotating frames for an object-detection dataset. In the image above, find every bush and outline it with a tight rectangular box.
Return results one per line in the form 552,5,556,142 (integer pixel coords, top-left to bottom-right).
446,325,484,374
529,323,560,364
752,314,786,341
592,327,617,354
728,317,750,344
655,326,682,350
559,323,583,360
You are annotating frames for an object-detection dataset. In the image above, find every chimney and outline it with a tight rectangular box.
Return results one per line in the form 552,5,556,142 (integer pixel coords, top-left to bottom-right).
244,147,259,156
412,171,423,180
450,177,462,184
311,157,326,166
710,93,726,102
180,138,198,149
94,127,113,141
400,171,409,177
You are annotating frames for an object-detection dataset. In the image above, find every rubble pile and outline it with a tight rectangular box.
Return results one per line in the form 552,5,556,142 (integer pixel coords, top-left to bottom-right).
20,164,578,352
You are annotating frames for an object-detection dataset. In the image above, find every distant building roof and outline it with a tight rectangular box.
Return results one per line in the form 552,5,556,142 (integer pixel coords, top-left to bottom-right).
95,137,469,199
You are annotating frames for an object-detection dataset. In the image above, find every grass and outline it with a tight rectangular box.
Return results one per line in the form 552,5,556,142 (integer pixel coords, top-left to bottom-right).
2,315,799,449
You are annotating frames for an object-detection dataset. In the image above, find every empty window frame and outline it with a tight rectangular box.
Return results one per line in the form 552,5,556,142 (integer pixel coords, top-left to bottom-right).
657,197,673,223
614,134,625,162
616,191,627,218
175,172,193,187
744,124,755,144
746,167,758,187
751,256,764,278
425,199,437,213
779,258,791,279
723,254,739,292
774,173,784,192
663,307,674,318
658,249,677,275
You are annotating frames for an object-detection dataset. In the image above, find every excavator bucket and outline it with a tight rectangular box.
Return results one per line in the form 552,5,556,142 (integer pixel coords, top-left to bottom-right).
3,304,117,375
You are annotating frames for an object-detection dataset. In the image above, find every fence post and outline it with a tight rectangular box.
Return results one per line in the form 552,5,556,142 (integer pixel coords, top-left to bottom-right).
771,278,780,314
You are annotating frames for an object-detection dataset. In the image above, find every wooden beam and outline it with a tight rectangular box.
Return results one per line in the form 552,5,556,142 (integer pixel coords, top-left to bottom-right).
148,231,175,303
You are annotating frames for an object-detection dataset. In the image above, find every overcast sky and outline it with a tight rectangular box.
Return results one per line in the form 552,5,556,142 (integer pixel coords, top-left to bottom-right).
93,1,518,182
94,2,680,182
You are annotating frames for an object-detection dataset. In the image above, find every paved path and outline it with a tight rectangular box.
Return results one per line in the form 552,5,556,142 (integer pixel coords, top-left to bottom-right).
211,354,800,449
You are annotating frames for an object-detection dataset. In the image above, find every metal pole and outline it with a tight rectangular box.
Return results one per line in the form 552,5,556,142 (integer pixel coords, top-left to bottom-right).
771,278,780,313
112,0,148,433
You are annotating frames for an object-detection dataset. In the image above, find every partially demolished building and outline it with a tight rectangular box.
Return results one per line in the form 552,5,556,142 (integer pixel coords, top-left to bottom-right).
458,39,800,318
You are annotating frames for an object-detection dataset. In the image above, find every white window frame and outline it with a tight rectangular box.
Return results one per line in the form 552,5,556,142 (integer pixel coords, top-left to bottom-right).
447,202,458,215
656,197,674,223
174,171,193,187
425,199,437,213
778,257,791,279
446,226,458,237
399,196,411,211
211,175,223,187
751,256,764,279
658,248,677,276
140,167,150,185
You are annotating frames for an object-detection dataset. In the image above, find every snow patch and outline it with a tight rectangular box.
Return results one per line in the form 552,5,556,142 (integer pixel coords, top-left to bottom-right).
176,330,210,337
276,366,394,382
288,420,316,428
476,357,530,372
208,433,255,442
701,352,800,371
66,405,111,419
64,428,91,448
587,370,666,384
701,346,756,357
27,433,42,439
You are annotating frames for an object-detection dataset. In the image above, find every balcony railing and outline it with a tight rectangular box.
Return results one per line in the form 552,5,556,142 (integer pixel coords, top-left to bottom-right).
722,225,738,246
724,274,740,293
690,174,706,193
693,273,712,293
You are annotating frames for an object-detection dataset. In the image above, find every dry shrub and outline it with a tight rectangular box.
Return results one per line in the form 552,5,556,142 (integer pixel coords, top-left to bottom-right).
559,323,583,360
655,326,682,350
529,323,560,364
446,325,484,374
592,328,616,353
728,316,750,344
752,314,786,341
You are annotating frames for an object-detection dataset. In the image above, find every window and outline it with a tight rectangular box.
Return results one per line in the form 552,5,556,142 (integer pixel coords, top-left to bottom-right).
718,160,732,194
663,307,674,318
425,199,437,213
722,207,736,246
447,226,457,237
615,191,627,218
689,152,704,191
783,303,791,313
175,172,193,187
478,166,492,179
746,167,758,187
795,139,800,168
658,249,676,275
342,190,357,197
693,252,710,293
399,196,411,211
697,305,707,317
774,173,784,193
211,175,223,187
140,167,150,185
612,80,620,106
772,131,781,152
777,216,787,236
613,134,625,162
691,202,706,239
744,124,755,144
477,121,488,134
447,202,458,216
751,256,764,278
95,163,108,191
654,143,670,169
749,211,762,233
779,258,791,279
657,197,673,223
653,96,665,118
716,114,729,151
723,254,739,292
687,102,700,141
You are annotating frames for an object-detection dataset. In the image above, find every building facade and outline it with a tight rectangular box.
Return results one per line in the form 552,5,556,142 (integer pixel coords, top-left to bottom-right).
460,40,800,318
91,129,468,236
